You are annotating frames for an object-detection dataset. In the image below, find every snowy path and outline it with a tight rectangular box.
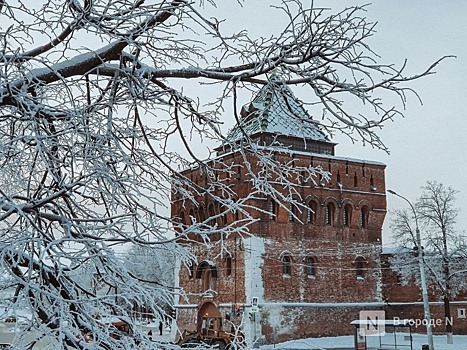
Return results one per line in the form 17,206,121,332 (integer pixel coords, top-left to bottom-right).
143,328,467,350
260,334,467,350
139,321,174,343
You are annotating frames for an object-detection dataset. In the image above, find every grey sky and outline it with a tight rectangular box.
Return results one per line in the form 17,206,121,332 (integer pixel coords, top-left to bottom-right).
324,1,467,243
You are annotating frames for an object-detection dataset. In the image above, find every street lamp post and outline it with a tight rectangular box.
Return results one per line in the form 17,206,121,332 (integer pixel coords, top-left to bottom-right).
388,189,434,350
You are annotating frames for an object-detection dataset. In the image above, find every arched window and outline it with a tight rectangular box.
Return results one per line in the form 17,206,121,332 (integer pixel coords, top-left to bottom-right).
325,202,335,226
203,269,212,291
353,172,358,187
361,206,369,229
305,256,316,278
281,254,292,276
355,257,366,280
343,204,352,227
308,201,317,224
207,203,216,226
198,207,206,222
178,211,185,225
196,261,218,292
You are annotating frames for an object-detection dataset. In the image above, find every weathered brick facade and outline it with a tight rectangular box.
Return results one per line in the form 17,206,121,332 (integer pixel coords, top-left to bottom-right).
171,83,467,345
381,252,467,335
172,134,390,344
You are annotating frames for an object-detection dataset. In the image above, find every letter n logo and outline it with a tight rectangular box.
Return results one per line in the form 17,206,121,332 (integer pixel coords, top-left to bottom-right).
359,310,385,336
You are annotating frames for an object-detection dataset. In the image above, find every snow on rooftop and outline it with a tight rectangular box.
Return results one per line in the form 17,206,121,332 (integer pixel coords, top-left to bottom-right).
211,144,385,168
253,145,386,166
226,79,329,143
381,246,413,255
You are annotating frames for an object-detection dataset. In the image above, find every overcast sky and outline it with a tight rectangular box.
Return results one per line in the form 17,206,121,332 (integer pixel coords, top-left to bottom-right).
319,1,467,244
209,1,467,244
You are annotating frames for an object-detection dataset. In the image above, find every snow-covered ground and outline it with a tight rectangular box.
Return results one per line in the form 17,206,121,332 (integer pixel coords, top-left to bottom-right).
260,334,467,350
1,310,465,350
148,326,467,350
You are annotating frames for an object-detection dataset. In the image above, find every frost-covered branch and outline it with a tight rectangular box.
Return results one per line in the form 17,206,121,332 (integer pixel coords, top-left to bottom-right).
390,181,466,341
0,0,448,348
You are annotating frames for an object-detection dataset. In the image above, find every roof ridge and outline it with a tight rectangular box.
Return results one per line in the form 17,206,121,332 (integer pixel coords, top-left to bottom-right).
260,86,273,130
226,79,330,144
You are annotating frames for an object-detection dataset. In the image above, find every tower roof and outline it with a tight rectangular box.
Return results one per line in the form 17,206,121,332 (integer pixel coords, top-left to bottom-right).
226,80,330,143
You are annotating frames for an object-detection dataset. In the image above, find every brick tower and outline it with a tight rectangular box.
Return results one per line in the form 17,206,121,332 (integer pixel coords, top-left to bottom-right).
172,81,387,345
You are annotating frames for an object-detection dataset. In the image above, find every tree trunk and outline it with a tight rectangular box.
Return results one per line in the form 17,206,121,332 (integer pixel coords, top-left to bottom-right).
444,294,453,344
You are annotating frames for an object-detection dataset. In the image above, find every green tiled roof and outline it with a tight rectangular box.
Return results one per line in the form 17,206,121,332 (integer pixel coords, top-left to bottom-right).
226,80,329,143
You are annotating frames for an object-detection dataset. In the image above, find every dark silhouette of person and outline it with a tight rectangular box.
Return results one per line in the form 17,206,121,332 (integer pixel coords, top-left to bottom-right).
159,320,163,335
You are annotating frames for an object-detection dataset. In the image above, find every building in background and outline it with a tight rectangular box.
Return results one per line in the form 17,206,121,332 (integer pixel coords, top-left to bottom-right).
171,81,467,346
381,249,467,337
172,81,388,345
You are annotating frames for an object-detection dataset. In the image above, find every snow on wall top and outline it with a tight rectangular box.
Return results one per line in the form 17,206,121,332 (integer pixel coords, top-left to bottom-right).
226,79,329,143
381,246,412,255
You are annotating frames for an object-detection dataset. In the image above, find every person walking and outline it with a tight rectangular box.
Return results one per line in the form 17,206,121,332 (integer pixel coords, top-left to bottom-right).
159,320,163,336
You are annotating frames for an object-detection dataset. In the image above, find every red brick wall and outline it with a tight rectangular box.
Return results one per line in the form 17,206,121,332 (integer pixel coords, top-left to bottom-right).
177,239,247,306
261,239,381,303
380,253,467,335
381,253,424,302
260,306,376,343
385,303,467,335
173,147,388,344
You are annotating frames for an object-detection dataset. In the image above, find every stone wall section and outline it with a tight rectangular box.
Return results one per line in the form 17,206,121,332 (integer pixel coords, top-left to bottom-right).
173,148,391,343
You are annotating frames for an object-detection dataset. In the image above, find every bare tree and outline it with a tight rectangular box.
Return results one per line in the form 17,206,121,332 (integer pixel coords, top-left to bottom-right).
126,243,177,291
418,181,461,344
124,243,177,319
390,181,465,344
0,0,447,348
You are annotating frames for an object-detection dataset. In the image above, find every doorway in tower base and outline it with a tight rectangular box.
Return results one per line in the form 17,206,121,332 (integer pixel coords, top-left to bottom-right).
197,301,221,330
